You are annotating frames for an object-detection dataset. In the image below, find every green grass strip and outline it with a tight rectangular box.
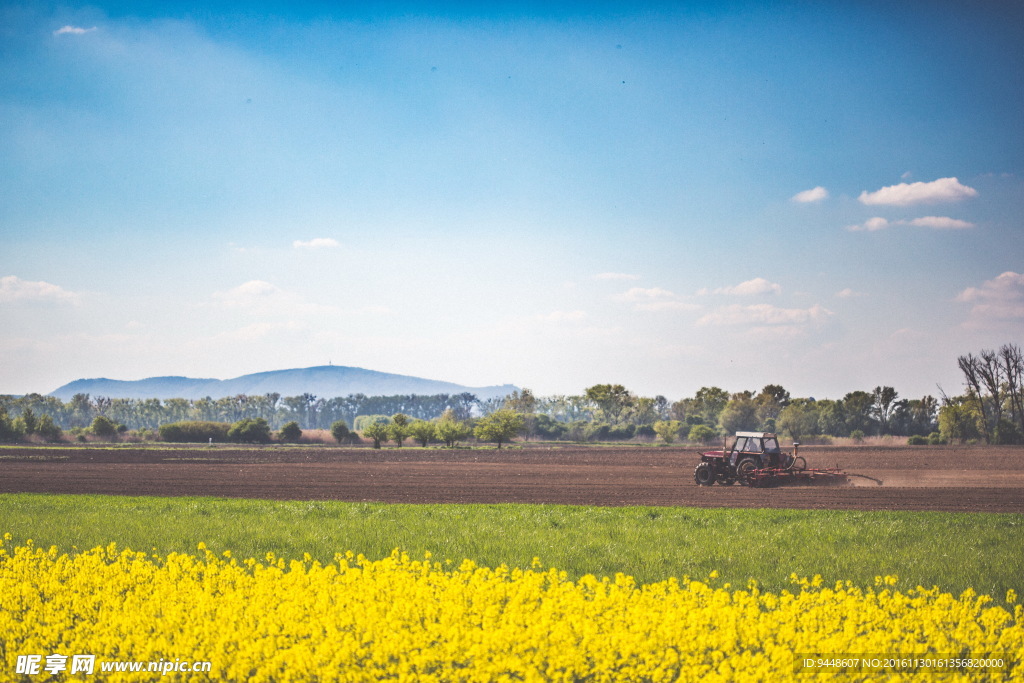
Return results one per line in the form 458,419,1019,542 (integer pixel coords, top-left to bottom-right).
1,493,1020,597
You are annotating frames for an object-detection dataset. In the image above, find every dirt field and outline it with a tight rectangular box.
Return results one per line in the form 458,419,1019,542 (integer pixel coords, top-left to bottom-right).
1,444,1022,513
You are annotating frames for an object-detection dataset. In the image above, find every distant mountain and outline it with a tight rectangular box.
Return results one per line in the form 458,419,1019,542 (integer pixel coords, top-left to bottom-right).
49,366,518,402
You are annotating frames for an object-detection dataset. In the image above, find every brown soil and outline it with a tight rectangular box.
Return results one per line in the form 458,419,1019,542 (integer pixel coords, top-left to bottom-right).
0,444,1021,513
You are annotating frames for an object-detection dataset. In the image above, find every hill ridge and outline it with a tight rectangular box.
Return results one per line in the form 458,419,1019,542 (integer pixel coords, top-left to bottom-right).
49,366,517,402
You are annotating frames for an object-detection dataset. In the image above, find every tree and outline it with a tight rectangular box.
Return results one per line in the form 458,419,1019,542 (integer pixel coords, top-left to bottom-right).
362,421,389,449
228,418,272,444
35,415,63,442
279,421,302,443
90,415,119,439
408,420,436,447
436,409,471,448
692,387,730,427
330,420,352,444
687,424,718,445
473,409,525,449
870,386,899,435
388,413,411,447
584,384,634,425
653,420,682,444
719,393,758,433
778,400,819,442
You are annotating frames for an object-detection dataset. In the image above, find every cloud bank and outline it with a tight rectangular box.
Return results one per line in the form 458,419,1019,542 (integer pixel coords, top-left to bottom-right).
858,177,978,206
791,186,828,203
846,216,975,231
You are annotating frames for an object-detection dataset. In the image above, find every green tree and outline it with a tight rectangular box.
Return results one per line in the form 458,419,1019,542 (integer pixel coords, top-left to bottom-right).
719,392,758,433
279,421,303,443
330,420,352,444
687,424,718,445
692,387,730,427
35,414,63,442
389,413,411,447
228,418,272,444
362,421,390,449
584,384,634,425
653,420,682,444
473,409,525,449
408,420,436,447
0,409,24,442
436,409,471,448
778,400,819,442
90,415,119,439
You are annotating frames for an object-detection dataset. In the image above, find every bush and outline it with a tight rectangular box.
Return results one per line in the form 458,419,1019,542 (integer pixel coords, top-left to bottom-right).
0,410,24,442
279,421,303,443
928,432,946,445
687,424,718,445
353,415,391,432
607,424,635,440
35,415,63,443
159,421,232,443
90,416,119,440
850,429,866,443
229,418,272,444
330,420,353,444
907,435,928,446
634,424,656,440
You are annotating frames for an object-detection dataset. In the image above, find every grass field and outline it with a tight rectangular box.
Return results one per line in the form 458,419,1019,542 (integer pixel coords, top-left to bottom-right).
1,493,1021,598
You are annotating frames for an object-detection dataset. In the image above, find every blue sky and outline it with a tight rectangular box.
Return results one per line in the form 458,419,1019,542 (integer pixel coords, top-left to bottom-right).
2,0,1022,400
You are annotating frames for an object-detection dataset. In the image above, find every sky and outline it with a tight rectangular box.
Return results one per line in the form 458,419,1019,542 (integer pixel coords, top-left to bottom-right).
2,0,1023,401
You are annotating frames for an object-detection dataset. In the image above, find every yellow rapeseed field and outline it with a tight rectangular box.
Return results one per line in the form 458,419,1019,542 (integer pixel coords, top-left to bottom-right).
0,535,1020,682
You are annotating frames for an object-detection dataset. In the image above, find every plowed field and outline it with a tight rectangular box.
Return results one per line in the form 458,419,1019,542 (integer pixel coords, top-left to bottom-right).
1,445,1021,512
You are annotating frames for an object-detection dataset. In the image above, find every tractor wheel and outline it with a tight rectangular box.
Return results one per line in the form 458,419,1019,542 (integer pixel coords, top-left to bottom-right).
693,462,716,486
736,457,759,486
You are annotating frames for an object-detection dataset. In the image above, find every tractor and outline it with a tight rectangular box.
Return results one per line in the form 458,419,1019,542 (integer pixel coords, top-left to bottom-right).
692,432,802,485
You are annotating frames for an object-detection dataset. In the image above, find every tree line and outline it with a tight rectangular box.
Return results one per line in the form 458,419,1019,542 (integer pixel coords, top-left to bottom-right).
0,342,1020,445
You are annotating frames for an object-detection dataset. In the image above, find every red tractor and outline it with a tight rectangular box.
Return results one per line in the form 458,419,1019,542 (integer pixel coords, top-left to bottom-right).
694,431,846,487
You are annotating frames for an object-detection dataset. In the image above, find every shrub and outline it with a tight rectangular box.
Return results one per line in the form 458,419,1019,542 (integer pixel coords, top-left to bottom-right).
279,421,303,443
928,431,946,445
353,415,391,432
850,429,866,443
907,435,928,446
330,420,353,444
159,421,232,443
90,416,119,439
687,424,718,445
635,424,656,439
35,415,63,443
229,418,272,444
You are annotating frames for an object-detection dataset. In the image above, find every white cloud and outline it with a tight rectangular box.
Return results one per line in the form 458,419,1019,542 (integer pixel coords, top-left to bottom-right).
711,277,781,296
846,217,891,232
846,216,975,231
905,216,975,230
614,287,677,303
210,280,337,316
835,288,864,298
293,238,341,249
858,177,978,206
613,286,697,312
791,186,828,203
53,25,97,36
0,275,81,304
594,272,640,281
697,303,833,328
955,271,1024,329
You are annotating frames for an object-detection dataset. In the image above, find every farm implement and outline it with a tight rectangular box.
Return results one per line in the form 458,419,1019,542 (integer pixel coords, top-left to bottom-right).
694,431,856,488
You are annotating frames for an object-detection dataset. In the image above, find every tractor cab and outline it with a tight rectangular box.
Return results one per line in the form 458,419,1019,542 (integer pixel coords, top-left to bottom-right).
727,432,784,468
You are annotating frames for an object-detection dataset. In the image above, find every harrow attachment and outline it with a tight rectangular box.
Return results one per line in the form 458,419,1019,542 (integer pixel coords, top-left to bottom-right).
742,464,849,488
